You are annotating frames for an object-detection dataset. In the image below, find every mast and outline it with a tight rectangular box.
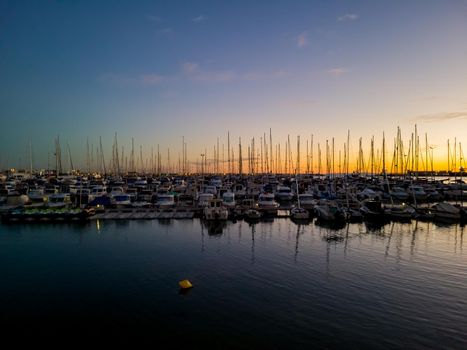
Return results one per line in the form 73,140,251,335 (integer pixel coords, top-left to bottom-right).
269,128,273,174
140,145,143,174
28,138,33,174
296,135,300,174
346,130,350,175
448,139,450,173
425,133,428,173
67,141,74,173
227,131,231,174
86,137,90,174
99,136,105,175
260,136,263,173
382,132,386,174
239,137,242,175
311,134,314,174
318,142,321,175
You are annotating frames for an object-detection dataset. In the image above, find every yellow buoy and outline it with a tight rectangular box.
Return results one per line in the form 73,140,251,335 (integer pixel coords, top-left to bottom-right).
179,279,193,289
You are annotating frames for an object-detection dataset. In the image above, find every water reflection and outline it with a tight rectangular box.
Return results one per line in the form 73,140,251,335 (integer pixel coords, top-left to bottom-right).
315,219,347,231
201,220,228,236
250,222,256,263
294,224,306,263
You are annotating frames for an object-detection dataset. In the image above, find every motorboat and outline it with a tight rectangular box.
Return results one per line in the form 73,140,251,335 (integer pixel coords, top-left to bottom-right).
298,193,316,210
360,199,388,222
291,207,310,220
47,193,72,208
111,193,132,207
314,200,346,222
203,199,228,220
385,204,415,221
155,193,175,209
275,185,294,201
431,202,461,221
197,193,215,208
258,193,279,210
222,191,236,208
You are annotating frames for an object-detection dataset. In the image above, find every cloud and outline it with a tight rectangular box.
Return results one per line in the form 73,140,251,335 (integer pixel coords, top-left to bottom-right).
182,62,200,74
413,112,467,122
338,14,358,22
99,64,289,87
158,27,173,34
182,62,234,82
297,31,308,48
98,73,164,87
192,15,207,23
327,68,349,77
140,74,164,85
241,69,289,81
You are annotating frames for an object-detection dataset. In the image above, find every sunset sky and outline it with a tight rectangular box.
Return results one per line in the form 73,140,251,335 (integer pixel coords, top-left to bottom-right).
1,0,466,171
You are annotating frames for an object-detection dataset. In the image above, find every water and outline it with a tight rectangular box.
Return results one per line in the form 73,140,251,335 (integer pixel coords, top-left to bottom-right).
1,219,466,348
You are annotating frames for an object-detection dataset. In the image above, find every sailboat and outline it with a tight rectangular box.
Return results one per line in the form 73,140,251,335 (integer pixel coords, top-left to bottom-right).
291,174,310,220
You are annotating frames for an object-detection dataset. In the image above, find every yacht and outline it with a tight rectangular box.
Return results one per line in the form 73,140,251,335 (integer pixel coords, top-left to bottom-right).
408,185,427,202
314,200,346,222
298,193,316,210
222,191,236,208
258,193,280,210
28,188,46,203
275,185,294,201
431,202,461,221
111,193,132,207
155,193,175,209
47,193,72,208
197,193,215,208
203,199,228,220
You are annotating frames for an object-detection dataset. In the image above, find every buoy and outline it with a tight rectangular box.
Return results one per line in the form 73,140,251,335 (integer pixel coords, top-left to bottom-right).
178,279,193,289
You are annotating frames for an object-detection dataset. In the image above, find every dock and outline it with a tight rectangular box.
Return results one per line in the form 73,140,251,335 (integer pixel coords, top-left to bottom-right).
89,208,195,220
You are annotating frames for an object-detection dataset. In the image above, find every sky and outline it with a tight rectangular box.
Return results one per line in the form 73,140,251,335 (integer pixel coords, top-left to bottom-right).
0,0,466,172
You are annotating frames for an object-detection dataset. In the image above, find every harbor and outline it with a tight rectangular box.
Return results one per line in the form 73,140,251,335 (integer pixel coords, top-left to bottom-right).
2,1,467,347
1,170,466,226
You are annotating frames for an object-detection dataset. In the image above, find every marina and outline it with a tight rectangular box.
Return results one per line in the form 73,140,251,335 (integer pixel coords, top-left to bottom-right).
1,1,467,347
1,171,466,226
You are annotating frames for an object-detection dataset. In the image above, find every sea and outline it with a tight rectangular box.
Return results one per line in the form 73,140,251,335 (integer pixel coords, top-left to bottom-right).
0,218,466,348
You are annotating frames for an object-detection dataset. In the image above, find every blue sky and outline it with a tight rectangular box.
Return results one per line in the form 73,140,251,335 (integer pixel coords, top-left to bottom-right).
0,0,466,170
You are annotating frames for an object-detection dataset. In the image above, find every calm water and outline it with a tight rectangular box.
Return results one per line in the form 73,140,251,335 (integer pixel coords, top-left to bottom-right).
1,219,466,348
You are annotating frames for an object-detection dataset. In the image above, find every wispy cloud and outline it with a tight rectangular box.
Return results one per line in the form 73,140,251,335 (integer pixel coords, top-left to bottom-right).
140,74,164,85
327,67,349,77
99,64,288,87
192,15,207,23
412,111,467,122
297,31,308,48
182,61,234,82
157,27,173,35
98,73,164,87
182,62,200,74
338,13,358,22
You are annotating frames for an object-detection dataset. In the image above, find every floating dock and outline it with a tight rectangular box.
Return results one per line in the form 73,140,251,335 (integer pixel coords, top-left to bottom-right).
89,208,195,220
